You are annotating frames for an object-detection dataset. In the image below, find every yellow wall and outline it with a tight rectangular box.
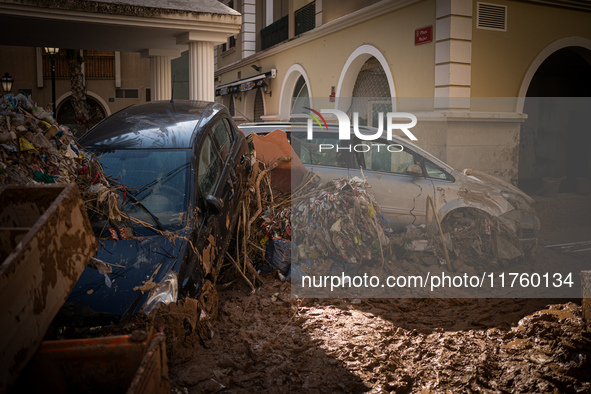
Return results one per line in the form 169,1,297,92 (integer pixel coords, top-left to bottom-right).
226,0,437,117
322,0,382,24
219,0,591,119
471,0,591,98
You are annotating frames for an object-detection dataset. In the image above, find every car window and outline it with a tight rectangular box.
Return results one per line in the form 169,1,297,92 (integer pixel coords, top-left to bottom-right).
358,142,416,174
198,134,222,198
211,119,232,161
424,160,453,181
290,132,357,168
93,148,190,229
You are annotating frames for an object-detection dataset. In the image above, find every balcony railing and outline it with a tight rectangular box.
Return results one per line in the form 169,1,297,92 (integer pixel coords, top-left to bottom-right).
43,51,115,78
295,1,316,36
260,15,288,50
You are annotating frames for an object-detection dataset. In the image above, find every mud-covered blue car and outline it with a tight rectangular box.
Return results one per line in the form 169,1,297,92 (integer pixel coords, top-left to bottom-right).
54,100,250,328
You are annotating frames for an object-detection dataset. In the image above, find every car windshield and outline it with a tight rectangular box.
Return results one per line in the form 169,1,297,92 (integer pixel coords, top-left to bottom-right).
90,148,191,234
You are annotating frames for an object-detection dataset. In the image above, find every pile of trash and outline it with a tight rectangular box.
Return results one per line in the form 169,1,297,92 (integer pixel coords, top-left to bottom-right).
292,177,391,265
0,93,122,227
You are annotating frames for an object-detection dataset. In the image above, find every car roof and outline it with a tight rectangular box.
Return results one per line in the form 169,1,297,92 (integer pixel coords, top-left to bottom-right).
79,100,226,149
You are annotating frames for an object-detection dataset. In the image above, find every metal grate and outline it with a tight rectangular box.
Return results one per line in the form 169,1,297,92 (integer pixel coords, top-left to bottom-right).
43,51,115,78
229,95,235,116
254,89,264,122
295,1,316,36
349,57,392,127
260,15,288,50
477,2,507,31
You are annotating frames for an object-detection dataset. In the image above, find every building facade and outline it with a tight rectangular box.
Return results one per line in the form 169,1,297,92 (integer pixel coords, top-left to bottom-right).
0,0,241,135
212,0,591,189
0,45,151,135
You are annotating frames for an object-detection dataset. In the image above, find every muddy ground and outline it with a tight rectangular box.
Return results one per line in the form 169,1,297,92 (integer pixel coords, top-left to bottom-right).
166,194,591,394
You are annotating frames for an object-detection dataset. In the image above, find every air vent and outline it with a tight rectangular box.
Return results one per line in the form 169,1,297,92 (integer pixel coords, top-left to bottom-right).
477,2,507,31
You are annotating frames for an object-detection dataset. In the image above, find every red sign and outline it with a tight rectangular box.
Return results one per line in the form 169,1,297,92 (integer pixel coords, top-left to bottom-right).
414,25,433,45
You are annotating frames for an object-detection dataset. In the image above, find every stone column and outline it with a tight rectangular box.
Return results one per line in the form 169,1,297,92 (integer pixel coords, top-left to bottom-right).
150,56,172,101
140,49,181,101
177,30,239,102
434,0,473,109
241,0,256,59
188,41,214,101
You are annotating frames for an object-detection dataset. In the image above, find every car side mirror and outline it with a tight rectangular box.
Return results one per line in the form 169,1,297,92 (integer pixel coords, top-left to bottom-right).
205,195,223,215
241,154,252,174
405,164,423,177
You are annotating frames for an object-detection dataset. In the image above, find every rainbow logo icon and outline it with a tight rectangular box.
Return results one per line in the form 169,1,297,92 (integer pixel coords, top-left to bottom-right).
304,107,328,131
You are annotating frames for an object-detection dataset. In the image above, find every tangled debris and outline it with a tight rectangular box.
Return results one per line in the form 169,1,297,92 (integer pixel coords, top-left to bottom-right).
0,94,177,239
0,94,123,226
292,177,391,265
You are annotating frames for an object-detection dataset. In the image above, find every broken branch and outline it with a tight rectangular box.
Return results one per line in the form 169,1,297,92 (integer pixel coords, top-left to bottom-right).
246,156,291,239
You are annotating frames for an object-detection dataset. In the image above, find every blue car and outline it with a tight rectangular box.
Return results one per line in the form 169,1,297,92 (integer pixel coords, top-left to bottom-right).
54,100,251,328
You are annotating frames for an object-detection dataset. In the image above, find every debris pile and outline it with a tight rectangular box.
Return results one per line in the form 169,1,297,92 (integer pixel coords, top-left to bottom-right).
300,298,591,393
292,176,391,265
1,94,90,184
234,168,395,287
388,208,528,276
0,93,132,230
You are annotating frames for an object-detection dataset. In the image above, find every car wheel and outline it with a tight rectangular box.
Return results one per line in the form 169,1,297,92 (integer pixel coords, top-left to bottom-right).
441,209,497,261
442,209,524,265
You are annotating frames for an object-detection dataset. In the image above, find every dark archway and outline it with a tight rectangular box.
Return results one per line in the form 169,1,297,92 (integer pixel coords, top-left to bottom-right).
57,96,107,137
349,56,392,127
519,47,591,193
253,88,264,122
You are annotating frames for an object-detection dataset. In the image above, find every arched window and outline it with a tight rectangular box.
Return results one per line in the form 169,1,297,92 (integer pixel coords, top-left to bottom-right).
57,96,106,137
290,75,310,119
253,88,264,122
229,94,236,117
350,57,392,127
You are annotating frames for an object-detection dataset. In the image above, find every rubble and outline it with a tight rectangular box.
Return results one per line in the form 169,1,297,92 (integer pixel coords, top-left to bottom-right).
0,93,122,228
0,94,174,239
292,176,391,265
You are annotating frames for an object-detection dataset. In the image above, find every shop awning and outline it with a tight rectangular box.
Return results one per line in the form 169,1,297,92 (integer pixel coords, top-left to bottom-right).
215,69,276,96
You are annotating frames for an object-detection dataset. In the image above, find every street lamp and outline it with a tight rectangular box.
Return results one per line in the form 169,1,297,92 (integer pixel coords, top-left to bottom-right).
1,73,13,93
44,47,59,115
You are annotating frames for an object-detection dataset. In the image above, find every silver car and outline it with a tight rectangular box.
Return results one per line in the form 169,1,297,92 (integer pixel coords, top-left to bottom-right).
239,122,539,246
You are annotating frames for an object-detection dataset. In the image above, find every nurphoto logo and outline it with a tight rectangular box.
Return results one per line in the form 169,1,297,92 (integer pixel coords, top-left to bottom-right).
304,107,418,153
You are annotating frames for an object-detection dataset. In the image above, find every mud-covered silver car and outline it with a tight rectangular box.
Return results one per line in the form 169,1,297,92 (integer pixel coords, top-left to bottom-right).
239,122,539,246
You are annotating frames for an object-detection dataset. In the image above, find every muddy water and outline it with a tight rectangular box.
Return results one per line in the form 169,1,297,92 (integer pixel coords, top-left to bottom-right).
167,277,590,393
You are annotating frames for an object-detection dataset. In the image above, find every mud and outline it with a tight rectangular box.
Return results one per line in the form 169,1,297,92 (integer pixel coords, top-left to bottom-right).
167,275,590,393
166,216,591,393
43,194,591,393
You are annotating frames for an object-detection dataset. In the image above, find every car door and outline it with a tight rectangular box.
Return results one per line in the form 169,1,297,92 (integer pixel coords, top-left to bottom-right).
348,139,435,231
192,119,237,283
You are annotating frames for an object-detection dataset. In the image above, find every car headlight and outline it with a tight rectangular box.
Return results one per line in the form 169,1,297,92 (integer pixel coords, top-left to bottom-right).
142,271,178,314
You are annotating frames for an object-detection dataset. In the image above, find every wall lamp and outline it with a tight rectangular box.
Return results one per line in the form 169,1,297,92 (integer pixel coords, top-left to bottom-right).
2,72,13,93
44,47,60,115
262,82,271,97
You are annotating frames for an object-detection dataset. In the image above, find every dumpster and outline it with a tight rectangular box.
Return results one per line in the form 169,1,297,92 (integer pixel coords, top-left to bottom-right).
14,333,169,394
0,184,97,392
